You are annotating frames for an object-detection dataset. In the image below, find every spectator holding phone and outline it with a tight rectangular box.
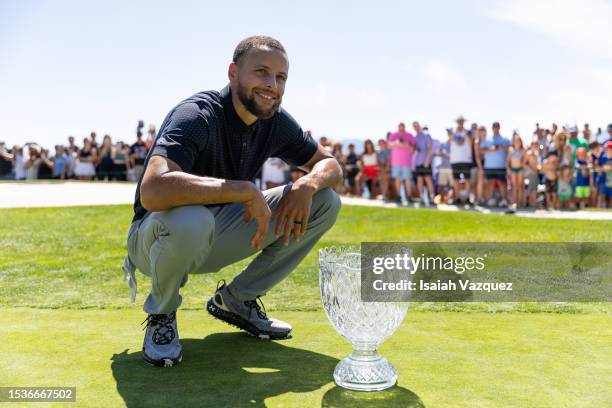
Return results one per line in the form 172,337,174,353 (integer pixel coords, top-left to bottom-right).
24,145,42,179
0,143,14,180
388,122,416,203
97,134,116,181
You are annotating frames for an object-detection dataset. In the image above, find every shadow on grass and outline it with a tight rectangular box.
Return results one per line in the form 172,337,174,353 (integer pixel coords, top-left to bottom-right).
322,385,425,407
111,332,338,407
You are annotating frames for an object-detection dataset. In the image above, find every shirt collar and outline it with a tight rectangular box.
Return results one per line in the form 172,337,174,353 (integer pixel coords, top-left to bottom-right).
220,84,257,134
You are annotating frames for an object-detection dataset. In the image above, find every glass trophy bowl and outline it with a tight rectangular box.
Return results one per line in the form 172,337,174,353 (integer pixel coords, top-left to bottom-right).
319,246,408,391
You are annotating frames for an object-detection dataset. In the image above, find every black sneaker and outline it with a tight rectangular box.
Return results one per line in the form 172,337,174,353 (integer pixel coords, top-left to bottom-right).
142,311,182,367
206,281,292,340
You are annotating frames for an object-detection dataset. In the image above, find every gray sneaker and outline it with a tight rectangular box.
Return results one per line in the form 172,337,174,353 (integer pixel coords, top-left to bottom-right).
142,311,183,367
206,281,292,340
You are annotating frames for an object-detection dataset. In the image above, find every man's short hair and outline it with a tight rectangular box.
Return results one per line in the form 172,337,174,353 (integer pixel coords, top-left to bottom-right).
233,35,286,65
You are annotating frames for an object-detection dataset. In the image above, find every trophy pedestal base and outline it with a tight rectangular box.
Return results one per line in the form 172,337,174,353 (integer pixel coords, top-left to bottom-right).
333,350,397,392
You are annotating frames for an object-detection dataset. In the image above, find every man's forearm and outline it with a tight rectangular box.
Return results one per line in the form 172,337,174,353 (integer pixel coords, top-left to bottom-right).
140,171,257,212
295,158,343,192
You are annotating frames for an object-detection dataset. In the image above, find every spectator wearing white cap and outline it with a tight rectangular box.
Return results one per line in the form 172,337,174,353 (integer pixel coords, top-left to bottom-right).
449,121,473,204
566,123,588,161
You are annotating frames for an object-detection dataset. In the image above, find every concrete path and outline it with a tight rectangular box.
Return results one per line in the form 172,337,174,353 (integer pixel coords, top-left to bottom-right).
0,180,136,208
1,180,611,220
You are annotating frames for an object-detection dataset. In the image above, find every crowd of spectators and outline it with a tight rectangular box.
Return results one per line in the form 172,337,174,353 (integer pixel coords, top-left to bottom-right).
2,118,611,210
0,121,154,182
316,117,612,210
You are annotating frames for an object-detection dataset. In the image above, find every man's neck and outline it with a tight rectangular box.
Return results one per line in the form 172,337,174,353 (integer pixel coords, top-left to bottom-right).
231,89,257,126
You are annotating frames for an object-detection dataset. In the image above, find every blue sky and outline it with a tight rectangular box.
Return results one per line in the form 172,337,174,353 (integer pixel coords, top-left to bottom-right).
1,0,611,148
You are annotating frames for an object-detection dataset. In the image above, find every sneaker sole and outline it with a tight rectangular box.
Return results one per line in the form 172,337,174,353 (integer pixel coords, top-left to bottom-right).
143,350,183,368
206,298,291,340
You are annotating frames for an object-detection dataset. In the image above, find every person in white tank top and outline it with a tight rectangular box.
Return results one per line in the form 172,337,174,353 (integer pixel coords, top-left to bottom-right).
449,130,474,204
355,139,380,198
361,152,377,167
450,134,473,164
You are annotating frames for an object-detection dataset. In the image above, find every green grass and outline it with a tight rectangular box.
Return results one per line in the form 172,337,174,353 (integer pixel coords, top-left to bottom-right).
0,204,610,312
1,204,611,407
2,308,611,408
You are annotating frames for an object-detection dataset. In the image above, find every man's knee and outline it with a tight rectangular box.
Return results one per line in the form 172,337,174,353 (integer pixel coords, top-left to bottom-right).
312,187,341,226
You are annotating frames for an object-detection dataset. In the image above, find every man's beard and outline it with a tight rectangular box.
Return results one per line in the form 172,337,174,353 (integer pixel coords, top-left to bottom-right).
236,81,282,120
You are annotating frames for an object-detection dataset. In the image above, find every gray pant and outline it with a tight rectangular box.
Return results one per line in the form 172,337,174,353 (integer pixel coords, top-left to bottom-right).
123,185,341,314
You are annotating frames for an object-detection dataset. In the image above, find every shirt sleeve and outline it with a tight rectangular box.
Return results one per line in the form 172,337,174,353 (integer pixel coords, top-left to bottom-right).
150,102,209,172
271,109,318,166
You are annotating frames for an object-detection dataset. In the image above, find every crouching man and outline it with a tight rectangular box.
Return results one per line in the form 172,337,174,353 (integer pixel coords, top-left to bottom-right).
122,35,342,367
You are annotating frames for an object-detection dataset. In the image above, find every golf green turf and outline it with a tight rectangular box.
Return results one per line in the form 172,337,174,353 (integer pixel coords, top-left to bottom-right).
3,308,611,408
0,204,610,312
1,204,611,407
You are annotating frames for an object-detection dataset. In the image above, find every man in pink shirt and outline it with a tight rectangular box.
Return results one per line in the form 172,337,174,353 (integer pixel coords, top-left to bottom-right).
388,122,416,203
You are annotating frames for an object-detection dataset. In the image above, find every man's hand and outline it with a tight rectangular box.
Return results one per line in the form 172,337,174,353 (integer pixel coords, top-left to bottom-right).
243,189,272,250
274,182,315,246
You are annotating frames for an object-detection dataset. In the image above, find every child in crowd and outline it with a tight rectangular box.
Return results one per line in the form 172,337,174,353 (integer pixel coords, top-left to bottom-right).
599,141,612,208
524,140,541,208
574,147,592,209
434,135,453,204
557,165,573,209
589,142,603,207
543,151,558,209
507,134,525,209
51,145,67,179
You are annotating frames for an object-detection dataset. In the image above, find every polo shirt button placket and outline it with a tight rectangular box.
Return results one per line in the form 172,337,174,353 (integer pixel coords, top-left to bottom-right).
239,138,246,173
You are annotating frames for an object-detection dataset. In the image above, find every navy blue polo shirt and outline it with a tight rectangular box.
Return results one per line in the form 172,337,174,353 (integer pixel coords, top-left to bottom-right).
132,84,318,222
